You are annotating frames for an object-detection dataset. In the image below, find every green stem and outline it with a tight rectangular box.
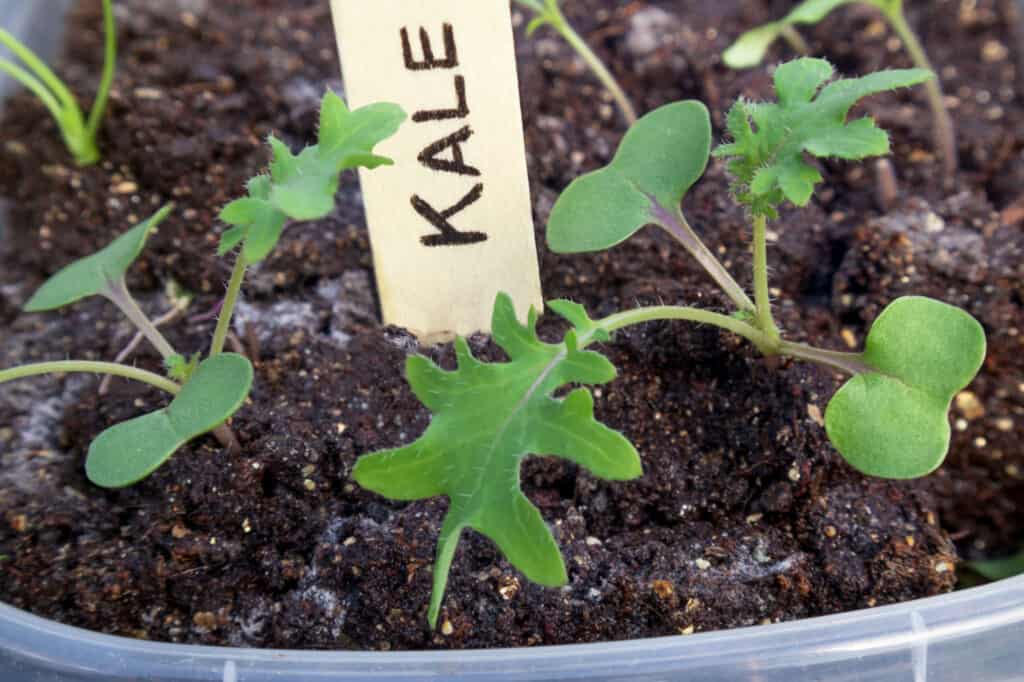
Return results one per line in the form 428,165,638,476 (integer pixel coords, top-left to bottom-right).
589,306,870,377
104,279,177,360
596,305,774,350
649,203,756,314
780,25,810,56
517,1,637,125
751,213,779,341
886,9,956,180
210,255,247,357
778,341,872,376
86,0,116,138
0,361,180,395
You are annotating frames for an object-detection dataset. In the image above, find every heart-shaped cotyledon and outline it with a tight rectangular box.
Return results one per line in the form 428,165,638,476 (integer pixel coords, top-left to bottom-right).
825,296,986,479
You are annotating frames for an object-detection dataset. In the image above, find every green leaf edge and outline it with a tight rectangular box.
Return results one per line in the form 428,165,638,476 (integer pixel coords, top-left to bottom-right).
24,204,175,312
85,353,253,488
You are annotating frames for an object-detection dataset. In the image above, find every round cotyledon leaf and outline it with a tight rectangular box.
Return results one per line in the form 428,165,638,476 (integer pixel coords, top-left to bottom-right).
86,353,253,488
546,100,711,253
825,297,986,479
24,204,174,312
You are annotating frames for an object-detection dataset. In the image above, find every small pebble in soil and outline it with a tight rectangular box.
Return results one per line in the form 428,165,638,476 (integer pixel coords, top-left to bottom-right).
955,391,985,420
651,580,674,600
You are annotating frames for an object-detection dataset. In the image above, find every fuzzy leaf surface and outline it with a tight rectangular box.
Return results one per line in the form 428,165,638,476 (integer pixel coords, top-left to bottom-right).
546,101,711,253
24,205,174,312
219,91,405,264
353,293,640,627
86,353,253,488
825,297,985,479
723,0,902,69
714,58,931,216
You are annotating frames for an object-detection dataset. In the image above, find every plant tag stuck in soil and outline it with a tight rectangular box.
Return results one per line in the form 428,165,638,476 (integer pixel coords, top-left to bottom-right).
330,0,543,341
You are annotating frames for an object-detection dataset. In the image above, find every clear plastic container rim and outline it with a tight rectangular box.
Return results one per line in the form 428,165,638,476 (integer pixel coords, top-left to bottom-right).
0,574,1022,679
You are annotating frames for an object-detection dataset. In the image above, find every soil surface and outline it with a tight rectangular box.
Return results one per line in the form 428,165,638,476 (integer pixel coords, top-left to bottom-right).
0,0,1021,650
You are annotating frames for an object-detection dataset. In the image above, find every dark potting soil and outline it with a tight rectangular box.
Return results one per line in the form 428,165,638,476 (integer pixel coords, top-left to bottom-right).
0,0,1021,650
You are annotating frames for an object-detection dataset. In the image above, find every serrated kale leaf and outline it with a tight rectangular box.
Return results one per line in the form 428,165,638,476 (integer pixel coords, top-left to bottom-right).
219,91,405,264
713,58,931,217
353,293,642,627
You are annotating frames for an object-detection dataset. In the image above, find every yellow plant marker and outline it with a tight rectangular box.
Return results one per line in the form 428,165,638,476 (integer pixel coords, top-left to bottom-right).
330,0,543,341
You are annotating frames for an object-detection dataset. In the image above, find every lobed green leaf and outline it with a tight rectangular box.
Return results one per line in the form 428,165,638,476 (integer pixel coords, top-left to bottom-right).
86,353,253,488
353,293,640,627
547,101,711,253
825,297,986,479
219,91,405,264
24,205,174,312
713,58,932,217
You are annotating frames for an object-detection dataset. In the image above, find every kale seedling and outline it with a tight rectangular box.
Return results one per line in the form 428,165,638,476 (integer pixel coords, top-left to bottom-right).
356,59,986,626
355,293,640,627
0,206,252,487
722,0,957,179
513,0,637,124
0,91,405,488
0,0,116,165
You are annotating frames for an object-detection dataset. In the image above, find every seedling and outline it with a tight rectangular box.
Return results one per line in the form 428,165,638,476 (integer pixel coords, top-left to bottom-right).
0,91,405,488
722,0,957,179
0,206,253,486
355,294,641,626
356,59,985,626
513,0,637,124
0,0,115,165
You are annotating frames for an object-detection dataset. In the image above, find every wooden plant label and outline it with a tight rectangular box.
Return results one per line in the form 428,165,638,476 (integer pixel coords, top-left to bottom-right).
330,0,543,340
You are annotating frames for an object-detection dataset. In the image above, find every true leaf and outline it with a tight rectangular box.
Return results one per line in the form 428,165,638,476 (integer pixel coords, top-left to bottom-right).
24,205,174,312
547,101,711,253
165,352,200,382
825,297,985,479
723,0,903,69
713,58,932,217
353,293,641,627
219,91,406,264
86,353,254,488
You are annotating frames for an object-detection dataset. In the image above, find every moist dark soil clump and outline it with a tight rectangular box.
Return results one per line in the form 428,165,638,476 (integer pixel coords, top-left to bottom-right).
0,0,1020,650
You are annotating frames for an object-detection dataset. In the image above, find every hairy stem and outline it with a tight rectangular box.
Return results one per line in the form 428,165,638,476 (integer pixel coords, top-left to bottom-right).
86,0,116,139
210,255,247,358
649,203,756,314
104,279,177,359
516,0,637,125
751,213,780,341
886,9,956,180
0,361,180,395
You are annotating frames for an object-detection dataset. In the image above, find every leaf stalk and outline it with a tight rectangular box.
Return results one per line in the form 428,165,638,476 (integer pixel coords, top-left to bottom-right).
649,203,756,315
885,8,957,180
0,361,180,395
103,278,177,360
514,0,637,125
